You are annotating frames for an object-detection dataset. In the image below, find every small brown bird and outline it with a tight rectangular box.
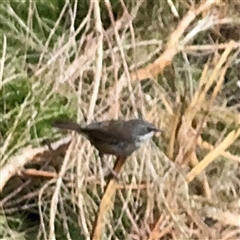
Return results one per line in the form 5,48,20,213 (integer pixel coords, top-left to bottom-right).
52,118,160,158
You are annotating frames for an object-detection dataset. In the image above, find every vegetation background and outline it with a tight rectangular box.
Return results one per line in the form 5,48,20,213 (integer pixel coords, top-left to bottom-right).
0,0,239,239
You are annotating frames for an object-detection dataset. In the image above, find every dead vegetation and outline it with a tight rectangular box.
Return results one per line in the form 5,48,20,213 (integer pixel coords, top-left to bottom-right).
0,0,240,239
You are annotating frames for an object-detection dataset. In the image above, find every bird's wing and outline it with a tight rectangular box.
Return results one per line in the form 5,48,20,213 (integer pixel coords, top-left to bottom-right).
80,128,121,144
82,120,133,143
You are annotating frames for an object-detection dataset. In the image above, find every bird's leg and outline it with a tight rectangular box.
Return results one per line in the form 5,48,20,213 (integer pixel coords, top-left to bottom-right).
98,152,119,180
99,152,104,164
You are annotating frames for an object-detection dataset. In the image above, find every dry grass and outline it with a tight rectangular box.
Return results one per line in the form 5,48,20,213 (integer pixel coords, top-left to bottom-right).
0,0,240,239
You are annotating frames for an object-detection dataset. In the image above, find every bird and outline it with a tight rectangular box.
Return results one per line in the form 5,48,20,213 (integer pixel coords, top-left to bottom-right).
51,118,160,159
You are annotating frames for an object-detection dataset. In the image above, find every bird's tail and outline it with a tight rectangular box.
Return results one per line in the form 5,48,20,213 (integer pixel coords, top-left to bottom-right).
52,120,82,133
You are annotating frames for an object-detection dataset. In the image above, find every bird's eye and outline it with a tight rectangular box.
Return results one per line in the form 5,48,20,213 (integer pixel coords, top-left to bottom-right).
147,127,153,132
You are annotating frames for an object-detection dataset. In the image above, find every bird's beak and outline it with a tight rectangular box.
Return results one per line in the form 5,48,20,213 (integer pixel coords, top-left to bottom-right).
152,127,163,138
153,127,162,132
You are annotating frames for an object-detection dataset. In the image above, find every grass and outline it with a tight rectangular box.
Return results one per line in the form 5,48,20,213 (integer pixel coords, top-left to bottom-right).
0,0,240,239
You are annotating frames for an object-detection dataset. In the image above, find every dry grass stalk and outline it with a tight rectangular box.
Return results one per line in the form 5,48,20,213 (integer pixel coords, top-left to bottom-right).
1,0,240,239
